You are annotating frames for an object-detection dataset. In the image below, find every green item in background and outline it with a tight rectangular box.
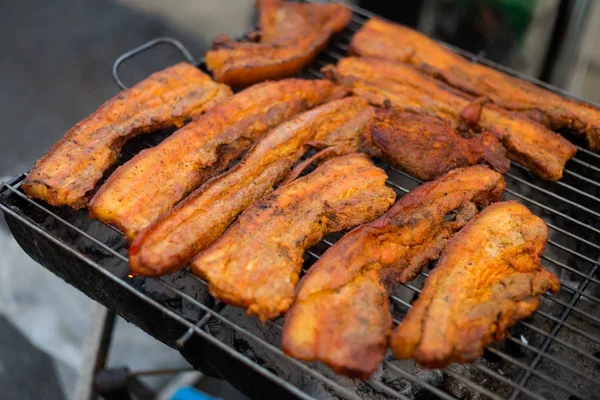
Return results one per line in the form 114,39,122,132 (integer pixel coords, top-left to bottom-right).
456,0,537,40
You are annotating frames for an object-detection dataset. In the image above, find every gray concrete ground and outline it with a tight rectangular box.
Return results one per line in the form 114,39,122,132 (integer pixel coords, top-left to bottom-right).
0,315,65,399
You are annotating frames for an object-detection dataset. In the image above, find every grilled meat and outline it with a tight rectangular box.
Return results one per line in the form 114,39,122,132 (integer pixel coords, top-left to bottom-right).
350,18,600,150
391,201,560,368
206,0,351,87
326,57,577,180
129,97,373,276
366,107,509,180
191,153,396,322
89,79,345,240
21,63,231,208
282,165,505,378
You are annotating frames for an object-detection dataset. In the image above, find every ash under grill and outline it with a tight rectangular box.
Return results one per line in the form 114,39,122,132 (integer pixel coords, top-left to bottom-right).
1,2,600,400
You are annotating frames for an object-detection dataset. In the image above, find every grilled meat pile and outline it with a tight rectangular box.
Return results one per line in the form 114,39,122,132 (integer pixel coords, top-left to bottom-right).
24,0,592,379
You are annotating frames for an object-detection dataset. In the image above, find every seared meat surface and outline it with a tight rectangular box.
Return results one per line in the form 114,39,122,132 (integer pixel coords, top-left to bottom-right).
326,57,577,180
89,79,345,240
206,0,351,87
191,153,396,322
129,97,373,276
391,201,560,368
282,165,505,378
366,107,509,180
22,63,232,208
351,18,600,149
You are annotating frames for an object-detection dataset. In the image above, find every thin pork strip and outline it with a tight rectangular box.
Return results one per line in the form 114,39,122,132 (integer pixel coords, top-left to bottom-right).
22,63,231,208
89,79,345,240
365,106,510,180
206,0,351,86
391,201,560,369
191,153,396,322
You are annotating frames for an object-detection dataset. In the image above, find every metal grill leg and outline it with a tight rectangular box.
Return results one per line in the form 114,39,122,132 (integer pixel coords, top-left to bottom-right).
75,303,117,400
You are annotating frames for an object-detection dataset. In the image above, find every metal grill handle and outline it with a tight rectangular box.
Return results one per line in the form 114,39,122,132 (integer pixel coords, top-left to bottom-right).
111,37,196,90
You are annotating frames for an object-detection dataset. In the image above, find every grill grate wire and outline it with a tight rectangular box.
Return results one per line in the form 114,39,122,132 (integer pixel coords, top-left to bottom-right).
1,2,600,399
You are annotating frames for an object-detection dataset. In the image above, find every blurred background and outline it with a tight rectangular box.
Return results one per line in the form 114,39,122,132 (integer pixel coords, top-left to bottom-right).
1,0,599,399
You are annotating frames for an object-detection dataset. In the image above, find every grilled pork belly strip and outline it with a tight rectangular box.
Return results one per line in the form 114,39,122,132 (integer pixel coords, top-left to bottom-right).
89,79,345,240
282,165,505,379
391,201,560,369
22,63,232,208
326,57,577,180
191,153,396,322
206,0,351,87
129,97,373,277
366,106,510,180
351,18,600,150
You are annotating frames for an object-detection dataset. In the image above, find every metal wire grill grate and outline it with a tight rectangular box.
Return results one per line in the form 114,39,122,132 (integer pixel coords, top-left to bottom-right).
1,2,600,399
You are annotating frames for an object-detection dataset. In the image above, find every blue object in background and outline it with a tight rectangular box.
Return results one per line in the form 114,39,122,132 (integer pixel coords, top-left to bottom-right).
171,387,222,400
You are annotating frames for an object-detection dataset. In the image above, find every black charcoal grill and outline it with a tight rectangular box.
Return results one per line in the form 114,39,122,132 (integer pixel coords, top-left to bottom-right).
2,2,600,399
